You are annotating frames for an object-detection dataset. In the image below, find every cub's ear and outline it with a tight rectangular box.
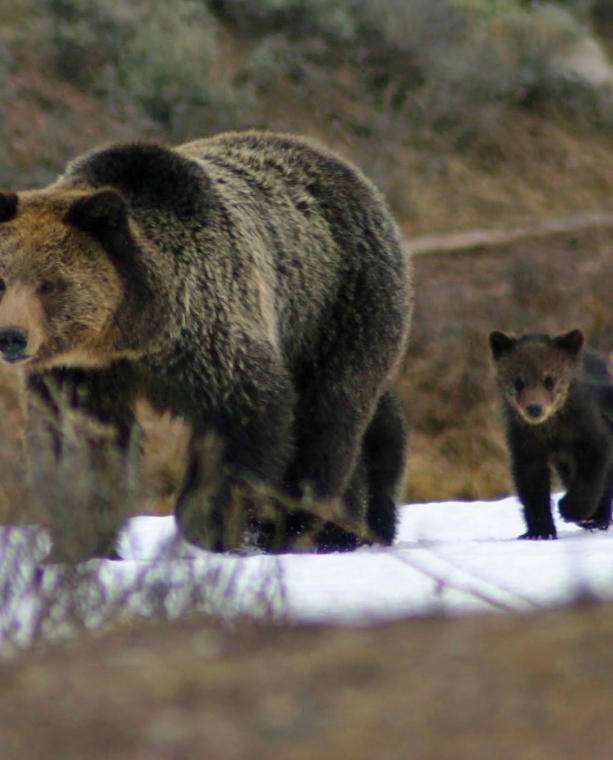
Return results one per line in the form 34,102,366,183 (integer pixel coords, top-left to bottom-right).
554,328,584,356
0,192,18,223
489,331,516,360
66,189,127,239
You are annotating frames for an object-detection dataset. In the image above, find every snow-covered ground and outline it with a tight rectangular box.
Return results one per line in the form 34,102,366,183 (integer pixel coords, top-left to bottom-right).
2,493,613,650
119,493,613,619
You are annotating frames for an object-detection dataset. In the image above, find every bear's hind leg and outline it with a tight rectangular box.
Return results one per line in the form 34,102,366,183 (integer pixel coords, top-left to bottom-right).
363,390,408,544
284,253,408,519
284,371,402,522
307,390,408,552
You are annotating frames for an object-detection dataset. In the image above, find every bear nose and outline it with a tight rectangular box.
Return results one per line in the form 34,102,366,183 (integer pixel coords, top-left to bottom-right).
526,404,544,419
0,327,28,361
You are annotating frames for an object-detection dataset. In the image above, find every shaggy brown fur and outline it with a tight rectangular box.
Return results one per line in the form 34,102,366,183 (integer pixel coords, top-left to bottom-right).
490,329,613,539
0,131,412,559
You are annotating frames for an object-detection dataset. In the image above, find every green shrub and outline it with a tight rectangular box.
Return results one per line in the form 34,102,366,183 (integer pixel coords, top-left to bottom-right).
45,0,139,89
420,4,586,133
44,0,249,139
222,0,612,140
206,0,360,42
41,0,613,152
593,0,613,21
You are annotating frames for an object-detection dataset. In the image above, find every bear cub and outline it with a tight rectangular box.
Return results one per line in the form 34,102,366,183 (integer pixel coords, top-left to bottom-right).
490,329,613,539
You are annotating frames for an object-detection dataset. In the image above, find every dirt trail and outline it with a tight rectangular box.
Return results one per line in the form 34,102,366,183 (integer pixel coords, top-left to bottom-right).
405,209,613,256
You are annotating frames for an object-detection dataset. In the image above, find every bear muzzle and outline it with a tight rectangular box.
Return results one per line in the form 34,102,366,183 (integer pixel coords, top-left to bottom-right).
526,403,544,420
0,326,30,363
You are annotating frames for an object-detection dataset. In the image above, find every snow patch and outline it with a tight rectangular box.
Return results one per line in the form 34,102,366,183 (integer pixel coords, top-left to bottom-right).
2,494,613,651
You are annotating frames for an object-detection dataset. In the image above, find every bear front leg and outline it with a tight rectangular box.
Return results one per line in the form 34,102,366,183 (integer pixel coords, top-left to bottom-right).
26,367,139,563
508,429,556,539
558,437,612,524
175,374,296,553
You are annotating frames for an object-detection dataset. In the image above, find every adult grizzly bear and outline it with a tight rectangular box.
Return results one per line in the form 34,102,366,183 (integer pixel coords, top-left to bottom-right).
0,131,412,559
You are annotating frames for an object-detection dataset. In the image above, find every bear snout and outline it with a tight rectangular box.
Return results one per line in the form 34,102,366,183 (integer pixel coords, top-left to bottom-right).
517,386,553,424
526,403,544,420
0,326,29,362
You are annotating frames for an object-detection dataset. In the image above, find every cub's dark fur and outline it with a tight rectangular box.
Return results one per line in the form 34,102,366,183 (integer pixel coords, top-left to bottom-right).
490,329,613,539
0,131,412,559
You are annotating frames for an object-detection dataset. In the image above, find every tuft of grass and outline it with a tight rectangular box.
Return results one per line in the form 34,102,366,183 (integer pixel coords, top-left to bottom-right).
0,379,287,657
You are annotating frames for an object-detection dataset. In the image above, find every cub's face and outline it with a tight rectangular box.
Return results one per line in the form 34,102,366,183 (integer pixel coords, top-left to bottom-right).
0,189,131,371
489,329,584,425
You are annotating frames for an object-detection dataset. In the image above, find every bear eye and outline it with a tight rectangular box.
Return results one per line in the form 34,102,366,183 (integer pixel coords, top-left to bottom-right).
543,375,556,391
514,377,525,393
39,280,56,295
0,279,5,293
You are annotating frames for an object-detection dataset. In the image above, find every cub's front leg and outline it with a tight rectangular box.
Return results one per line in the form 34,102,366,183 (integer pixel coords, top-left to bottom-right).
508,428,556,539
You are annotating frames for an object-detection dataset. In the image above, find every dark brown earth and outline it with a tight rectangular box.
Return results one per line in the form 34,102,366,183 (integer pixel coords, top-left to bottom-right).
1,599,613,759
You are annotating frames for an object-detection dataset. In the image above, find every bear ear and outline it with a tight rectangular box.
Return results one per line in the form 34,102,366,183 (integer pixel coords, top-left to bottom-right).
66,189,127,241
554,329,584,356
66,189,136,268
0,192,18,223
489,331,516,360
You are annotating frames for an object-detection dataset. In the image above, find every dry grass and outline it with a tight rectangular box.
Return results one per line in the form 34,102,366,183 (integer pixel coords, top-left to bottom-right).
0,519,286,656
402,222,613,501
0,384,286,655
1,598,613,758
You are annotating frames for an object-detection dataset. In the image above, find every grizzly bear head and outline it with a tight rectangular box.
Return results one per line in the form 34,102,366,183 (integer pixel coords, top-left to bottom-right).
489,329,584,424
0,188,150,371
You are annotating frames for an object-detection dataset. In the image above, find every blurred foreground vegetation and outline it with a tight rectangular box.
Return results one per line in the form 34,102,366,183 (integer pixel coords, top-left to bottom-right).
3,594,613,758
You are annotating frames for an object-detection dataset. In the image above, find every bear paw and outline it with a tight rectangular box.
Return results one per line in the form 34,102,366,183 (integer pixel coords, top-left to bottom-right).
578,517,612,532
558,492,598,523
518,528,557,540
